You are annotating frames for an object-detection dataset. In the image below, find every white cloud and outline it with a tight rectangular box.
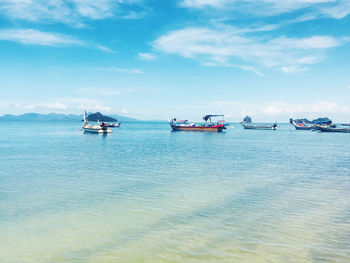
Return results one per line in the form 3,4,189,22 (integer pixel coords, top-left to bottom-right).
60,97,113,112
154,26,345,73
78,87,122,96
44,102,67,109
78,105,112,112
310,101,339,113
14,102,67,110
209,100,350,121
138,52,156,60
14,103,37,110
121,108,128,114
97,45,116,53
8,97,114,114
180,0,348,19
204,62,264,76
181,0,224,8
95,67,144,74
270,35,342,49
280,65,309,73
77,87,135,96
321,0,350,19
233,65,264,76
57,97,101,105
261,101,343,116
122,11,147,19
0,28,82,46
0,0,144,25
182,0,335,8
0,29,119,52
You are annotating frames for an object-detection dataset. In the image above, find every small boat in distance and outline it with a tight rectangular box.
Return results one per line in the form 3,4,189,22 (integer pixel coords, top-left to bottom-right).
290,118,334,130
83,112,121,128
241,122,277,130
318,126,350,133
105,122,121,128
169,115,226,132
82,111,111,133
290,118,315,130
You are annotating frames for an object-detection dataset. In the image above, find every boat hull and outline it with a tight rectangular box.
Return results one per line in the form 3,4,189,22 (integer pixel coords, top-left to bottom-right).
106,122,121,127
170,124,224,132
318,127,350,133
294,126,313,130
291,122,314,130
83,127,111,133
241,123,277,130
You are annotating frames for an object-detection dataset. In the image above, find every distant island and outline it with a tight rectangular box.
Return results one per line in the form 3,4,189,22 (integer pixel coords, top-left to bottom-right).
0,113,141,122
85,112,117,122
243,116,252,123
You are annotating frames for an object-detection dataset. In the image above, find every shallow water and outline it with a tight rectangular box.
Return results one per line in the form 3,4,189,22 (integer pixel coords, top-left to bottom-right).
0,122,349,262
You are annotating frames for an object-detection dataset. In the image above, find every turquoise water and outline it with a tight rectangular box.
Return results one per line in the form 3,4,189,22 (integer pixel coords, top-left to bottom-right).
0,122,349,263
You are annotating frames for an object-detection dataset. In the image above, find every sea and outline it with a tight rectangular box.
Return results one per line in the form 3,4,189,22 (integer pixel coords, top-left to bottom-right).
0,121,349,263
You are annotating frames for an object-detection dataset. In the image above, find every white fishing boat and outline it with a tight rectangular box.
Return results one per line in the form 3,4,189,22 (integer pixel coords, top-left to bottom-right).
241,122,277,130
82,111,112,134
105,122,121,127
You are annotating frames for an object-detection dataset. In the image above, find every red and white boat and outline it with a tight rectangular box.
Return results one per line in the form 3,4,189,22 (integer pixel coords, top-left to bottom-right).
168,115,226,132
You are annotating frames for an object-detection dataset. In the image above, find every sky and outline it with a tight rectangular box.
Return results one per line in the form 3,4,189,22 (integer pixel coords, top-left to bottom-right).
0,0,349,121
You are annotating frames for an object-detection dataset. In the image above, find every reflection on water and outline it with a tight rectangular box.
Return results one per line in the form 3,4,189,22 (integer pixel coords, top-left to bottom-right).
0,122,349,262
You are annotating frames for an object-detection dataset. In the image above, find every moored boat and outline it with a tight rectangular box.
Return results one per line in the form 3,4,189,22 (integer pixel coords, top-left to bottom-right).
318,126,350,133
169,115,226,132
82,111,112,133
289,118,315,130
241,122,277,130
105,122,121,127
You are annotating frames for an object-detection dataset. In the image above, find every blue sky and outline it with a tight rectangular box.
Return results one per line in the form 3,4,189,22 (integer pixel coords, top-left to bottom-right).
0,0,349,121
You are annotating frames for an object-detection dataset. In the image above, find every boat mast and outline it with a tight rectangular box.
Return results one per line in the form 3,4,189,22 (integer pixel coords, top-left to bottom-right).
83,110,88,124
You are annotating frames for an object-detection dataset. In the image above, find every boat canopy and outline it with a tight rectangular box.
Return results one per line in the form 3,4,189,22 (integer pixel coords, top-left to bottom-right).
203,115,224,121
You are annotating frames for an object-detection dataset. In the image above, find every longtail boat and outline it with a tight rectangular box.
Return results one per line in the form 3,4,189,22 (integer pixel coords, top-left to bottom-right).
241,122,277,130
318,126,350,133
169,115,226,132
290,118,315,130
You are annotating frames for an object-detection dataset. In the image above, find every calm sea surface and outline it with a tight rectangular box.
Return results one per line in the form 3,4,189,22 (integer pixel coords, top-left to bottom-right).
0,121,349,263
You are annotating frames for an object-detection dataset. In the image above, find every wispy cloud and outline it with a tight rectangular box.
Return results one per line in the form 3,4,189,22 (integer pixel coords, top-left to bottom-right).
122,11,147,20
138,52,156,60
0,28,82,46
203,61,263,76
78,104,112,112
261,101,343,116
14,102,67,110
180,0,350,19
154,26,346,73
77,87,136,96
0,28,121,52
0,0,145,25
97,45,116,53
12,97,114,113
209,100,350,120
233,65,264,76
95,67,144,74
280,65,309,74
320,0,350,19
